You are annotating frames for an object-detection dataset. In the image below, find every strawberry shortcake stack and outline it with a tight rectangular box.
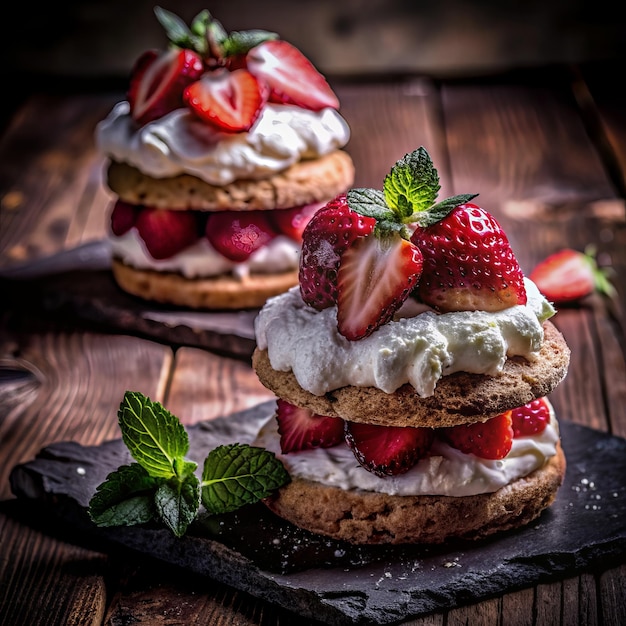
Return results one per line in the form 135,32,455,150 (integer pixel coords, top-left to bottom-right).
95,7,354,309
252,147,570,545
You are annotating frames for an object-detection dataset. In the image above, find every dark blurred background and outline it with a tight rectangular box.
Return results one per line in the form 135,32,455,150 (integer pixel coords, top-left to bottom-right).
3,0,626,84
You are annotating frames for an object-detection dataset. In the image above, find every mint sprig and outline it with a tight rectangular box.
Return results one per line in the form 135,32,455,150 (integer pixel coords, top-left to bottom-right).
202,444,290,514
154,6,277,61
88,391,289,538
347,146,478,236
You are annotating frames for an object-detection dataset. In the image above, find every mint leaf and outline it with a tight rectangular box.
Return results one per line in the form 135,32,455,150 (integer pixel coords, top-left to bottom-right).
88,463,158,527
201,444,290,515
347,188,394,220
117,391,189,479
383,147,441,217
155,473,200,538
223,30,278,56
414,193,479,228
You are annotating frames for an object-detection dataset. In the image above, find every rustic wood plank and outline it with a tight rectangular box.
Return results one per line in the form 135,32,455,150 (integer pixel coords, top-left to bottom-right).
0,94,116,265
166,347,275,426
0,511,107,626
337,80,450,194
599,564,626,625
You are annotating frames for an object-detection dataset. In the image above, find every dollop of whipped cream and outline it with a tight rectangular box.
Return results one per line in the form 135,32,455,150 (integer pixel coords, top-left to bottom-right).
95,101,350,185
255,278,555,397
254,402,560,497
111,230,299,279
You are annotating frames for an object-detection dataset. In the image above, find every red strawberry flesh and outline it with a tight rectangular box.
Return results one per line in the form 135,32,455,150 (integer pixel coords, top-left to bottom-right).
129,48,204,126
110,200,138,236
275,399,344,453
269,202,326,242
299,195,376,310
443,411,514,460
135,207,200,260
246,40,339,111
337,234,423,340
345,421,434,477
205,210,278,262
184,68,267,132
511,398,551,437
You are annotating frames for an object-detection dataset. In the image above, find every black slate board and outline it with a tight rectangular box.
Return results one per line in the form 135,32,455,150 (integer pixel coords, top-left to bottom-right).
9,402,626,625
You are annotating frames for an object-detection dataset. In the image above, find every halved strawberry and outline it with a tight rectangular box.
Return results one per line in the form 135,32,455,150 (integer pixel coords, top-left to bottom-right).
275,399,344,454
246,40,339,111
443,412,514,460
110,200,138,236
511,398,551,438
529,247,615,305
344,421,434,477
269,202,326,242
299,195,376,310
205,210,278,262
135,207,200,260
128,48,204,126
411,203,527,313
183,68,268,132
336,233,423,340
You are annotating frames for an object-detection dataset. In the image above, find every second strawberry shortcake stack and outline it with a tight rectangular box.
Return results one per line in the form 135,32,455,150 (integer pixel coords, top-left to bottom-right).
252,147,570,545
96,7,354,309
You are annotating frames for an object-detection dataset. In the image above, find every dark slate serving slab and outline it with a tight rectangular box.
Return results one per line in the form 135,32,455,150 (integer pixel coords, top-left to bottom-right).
9,401,626,625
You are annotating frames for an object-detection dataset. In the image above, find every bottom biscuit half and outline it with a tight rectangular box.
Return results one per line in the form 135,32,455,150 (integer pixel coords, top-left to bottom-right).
112,258,298,309
263,444,566,545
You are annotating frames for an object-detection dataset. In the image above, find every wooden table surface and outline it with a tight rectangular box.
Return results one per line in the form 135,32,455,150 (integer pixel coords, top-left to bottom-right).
1,61,625,625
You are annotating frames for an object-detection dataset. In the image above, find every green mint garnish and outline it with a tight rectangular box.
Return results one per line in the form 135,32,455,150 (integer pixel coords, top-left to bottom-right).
154,6,277,61
88,463,158,527
88,391,289,538
347,146,478,236
118,391,191,479
201,444,291,515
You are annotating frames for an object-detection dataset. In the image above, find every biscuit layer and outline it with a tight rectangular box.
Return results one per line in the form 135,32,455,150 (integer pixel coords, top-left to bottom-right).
112,258,298,309
106,150,355,211
253,321,570,427
263,444,566,545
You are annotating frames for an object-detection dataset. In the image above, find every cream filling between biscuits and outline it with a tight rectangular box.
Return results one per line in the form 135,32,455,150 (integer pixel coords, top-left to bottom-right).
96,102,350,185
253,402,560,497
111,230,300,279
255,279,555,398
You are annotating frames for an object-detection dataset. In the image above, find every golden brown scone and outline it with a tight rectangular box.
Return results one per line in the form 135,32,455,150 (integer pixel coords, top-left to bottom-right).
264,443,566,545
106,150,355,211
112,258,298,309
253,321,570,427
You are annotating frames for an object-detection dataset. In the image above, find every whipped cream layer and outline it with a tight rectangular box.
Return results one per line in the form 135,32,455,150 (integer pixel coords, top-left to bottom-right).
96,102,350,185
254,402,560,497
112,230,299,279
255,279,555,397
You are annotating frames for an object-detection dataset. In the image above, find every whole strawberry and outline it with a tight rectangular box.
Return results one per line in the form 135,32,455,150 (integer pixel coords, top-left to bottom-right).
135,207,200,260
511,397,551,437
411,203,527,312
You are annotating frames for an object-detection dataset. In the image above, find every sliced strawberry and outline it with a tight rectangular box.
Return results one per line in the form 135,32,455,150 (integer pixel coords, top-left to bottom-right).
443,411,514,460
110,200,139,236
135,207,200,260
511,398,551,438
246,40,339,111
299,195,376,310
205,210,278,262
411,203,527,313
269,202,326,242
344,421,434,477
529,247,614,305
275,399,344,454
183,68,268,132
128,48,204,126
336,233,423,340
